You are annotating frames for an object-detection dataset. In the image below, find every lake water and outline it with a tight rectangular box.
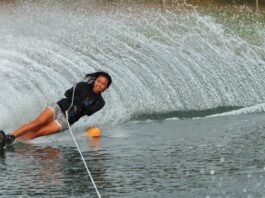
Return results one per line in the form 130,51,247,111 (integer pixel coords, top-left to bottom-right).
2,113,265,197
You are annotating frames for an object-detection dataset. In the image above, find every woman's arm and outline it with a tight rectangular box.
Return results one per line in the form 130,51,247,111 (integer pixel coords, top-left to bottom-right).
64,82,87,98
81,99,105,116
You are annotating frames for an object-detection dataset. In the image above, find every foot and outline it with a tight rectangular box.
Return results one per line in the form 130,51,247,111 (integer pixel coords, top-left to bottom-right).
5,134,16,144
0,131,16,147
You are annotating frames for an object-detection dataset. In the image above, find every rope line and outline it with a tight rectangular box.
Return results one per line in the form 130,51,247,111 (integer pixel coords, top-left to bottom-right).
65,84,101,198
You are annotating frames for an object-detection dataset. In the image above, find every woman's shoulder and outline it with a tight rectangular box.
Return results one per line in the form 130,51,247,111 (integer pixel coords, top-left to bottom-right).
77,81,90,87
76,81,93,91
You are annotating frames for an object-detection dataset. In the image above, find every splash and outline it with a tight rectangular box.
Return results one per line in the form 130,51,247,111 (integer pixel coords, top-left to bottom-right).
0,1,265,131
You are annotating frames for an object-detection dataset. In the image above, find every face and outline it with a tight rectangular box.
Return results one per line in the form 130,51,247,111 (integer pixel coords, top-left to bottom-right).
93,76,109,93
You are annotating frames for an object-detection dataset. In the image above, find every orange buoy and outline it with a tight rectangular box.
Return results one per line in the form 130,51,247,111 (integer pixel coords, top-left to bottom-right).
85,127,101,138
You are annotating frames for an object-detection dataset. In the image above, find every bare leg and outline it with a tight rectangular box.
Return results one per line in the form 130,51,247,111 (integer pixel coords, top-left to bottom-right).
23,120,62,140
12,108,55,138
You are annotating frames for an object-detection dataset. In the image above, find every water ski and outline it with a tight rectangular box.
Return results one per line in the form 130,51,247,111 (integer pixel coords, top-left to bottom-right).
0,130,6,148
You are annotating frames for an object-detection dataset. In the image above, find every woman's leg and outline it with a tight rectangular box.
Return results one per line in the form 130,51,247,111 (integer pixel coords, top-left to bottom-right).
12,108,55,138
22,120,62,140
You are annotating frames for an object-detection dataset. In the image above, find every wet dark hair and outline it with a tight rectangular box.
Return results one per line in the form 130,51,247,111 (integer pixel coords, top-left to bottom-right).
85,71,112,88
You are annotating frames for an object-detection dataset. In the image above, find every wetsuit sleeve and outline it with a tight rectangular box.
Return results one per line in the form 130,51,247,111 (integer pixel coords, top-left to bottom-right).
64,82,87,98
82,99,105,117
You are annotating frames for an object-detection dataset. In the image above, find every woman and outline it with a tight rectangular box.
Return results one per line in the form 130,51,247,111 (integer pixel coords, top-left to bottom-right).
0,71,112,147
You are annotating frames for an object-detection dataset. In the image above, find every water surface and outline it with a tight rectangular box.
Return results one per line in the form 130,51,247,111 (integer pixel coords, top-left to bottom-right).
2,113,265,197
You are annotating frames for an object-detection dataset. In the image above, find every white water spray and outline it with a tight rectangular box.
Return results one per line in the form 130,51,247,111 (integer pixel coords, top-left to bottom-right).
0,1,265,127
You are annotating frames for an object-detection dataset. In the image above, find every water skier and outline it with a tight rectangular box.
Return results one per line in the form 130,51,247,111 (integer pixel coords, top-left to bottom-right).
0,71,112,147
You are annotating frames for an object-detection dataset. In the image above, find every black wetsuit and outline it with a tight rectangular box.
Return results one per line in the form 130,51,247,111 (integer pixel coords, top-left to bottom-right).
57,82,105,125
